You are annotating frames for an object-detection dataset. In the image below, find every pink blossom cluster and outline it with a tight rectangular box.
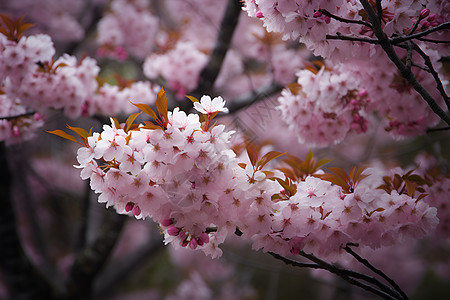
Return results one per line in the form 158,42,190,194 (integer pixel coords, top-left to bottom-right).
249,170,438,261
342,48,444,139
1,0,86,42
91,81,159,116
278,45,446,146
414,153,450,239
242,0,449,62
0,94,44,145
75,96,237,258
4,54,100,119
96,0,159,59
0,33,55,83
277,64,371,147
72,97,439,261
143,41,208,98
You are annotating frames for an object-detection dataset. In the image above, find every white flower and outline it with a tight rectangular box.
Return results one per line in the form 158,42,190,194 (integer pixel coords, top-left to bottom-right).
193,95,229,114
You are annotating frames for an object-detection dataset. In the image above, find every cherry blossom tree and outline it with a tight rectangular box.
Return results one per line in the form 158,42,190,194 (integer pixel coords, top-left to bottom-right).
0,0,449,299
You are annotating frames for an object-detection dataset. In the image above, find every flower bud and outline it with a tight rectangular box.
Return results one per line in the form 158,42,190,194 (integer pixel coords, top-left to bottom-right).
167,225,180,236
313,11,322,18
427,14,436,21
132,205,141,216
161,218,173,227
419,8,430,19
125,202,134,212
256,11,263,18
12,126,20,137
324,16,331,24
189,238,198,249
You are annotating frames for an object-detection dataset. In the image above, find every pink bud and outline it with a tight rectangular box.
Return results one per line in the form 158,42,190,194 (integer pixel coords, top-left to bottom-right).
427,14,436,21
431,21,439,27
421,21,430,29
132,205,141,216
189,238,198,250
179,231,186,240
324,16,331,24
33,112,42,121
357,89,368,97
256,11,263,18
420,8,430,19
181,240,189,247
199,232,210,244
125,202,134,212
161,218,173,227
313,11,322,18
167,225,180,236
12,126,20,137
197,238,203,246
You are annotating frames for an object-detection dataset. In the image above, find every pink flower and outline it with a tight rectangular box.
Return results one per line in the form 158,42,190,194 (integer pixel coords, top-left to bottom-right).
193,96,229,114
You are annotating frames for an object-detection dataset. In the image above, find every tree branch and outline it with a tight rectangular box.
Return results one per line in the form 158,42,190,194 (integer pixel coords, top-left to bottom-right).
410,41,449,110
191,0,242,98
0,143,53,300
227,81,284,114
391,22,450,44
359,0,450,125
344,245,409,300
65,209,126,300
319,9,372,28
325,33,380,44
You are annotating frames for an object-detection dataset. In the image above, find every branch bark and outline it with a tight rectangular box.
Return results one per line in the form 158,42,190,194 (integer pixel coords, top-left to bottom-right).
191,0,242,98
0,143,53,300
65,209,126,300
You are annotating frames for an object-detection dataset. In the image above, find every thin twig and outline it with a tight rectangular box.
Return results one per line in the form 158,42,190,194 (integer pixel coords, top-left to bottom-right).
427,126,450,132
298,250,399,300
0,111,35,120
227,81,284,114
417,37,450,44
319,9,372,28
391,22,450,44
270,251,400,298
344,245,409,300
325,33,380,44
410,41,450,110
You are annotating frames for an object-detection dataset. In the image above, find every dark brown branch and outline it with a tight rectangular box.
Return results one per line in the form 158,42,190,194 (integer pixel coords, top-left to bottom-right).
227,81,284,114
191,0,242,98
344,245,408,300
65,210,126,300
73,181,92,252
391,22,450,44
0,143,53,300
319,9,372,28
417,37,450,44
94,234,164,298
410,42,449,110
297,250,399,300
0,112,35,120
426,125,450,132
360,0,450,125
376,0,383,21
325,33,380,44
